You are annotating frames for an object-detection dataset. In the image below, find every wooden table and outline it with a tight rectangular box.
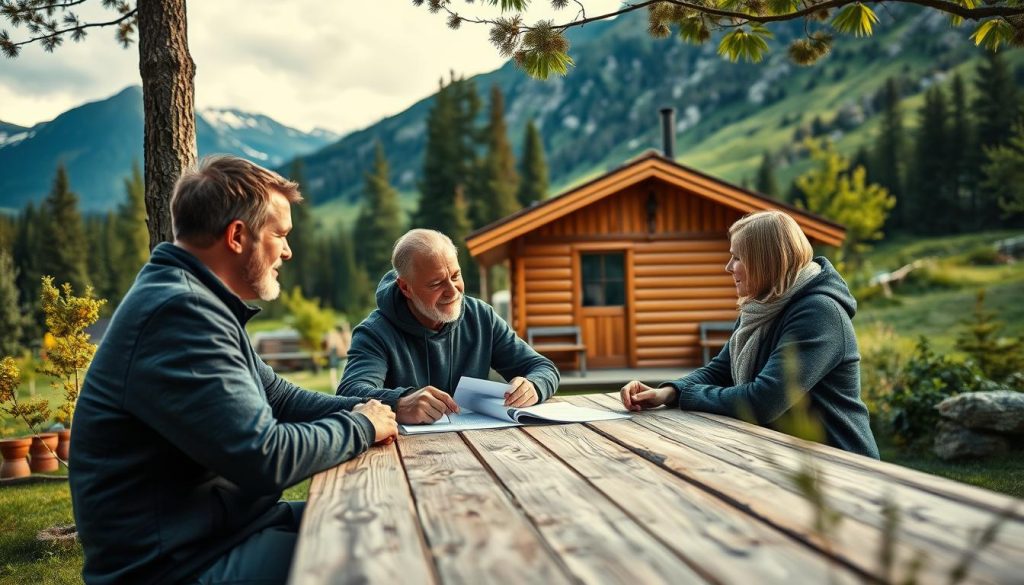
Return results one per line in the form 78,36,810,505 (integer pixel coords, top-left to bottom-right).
289,393,1024,584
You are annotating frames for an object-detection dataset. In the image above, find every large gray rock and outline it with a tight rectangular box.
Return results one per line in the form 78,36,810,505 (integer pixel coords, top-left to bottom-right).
933,420,1010,461
936,391,1024,433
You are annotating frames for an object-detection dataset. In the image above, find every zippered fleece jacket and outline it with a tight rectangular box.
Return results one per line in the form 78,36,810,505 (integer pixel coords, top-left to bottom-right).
664,257,880,459
337,271,560,406
69,243,376,585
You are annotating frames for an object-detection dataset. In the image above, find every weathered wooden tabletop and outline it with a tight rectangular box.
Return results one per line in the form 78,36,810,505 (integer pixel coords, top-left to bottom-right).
289,393,1024,584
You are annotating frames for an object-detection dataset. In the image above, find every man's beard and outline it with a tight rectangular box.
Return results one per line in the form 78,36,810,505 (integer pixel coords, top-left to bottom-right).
410,292,463,325
243,247,281,301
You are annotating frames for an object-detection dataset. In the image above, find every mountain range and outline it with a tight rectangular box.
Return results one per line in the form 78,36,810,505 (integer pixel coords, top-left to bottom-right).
0,86,338,212
2,7,1021,219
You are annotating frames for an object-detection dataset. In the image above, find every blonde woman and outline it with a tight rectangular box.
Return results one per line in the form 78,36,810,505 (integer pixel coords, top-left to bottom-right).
620,210,879,458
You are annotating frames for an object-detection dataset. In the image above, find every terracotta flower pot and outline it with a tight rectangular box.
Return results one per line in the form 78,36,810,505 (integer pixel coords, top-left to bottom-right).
56,428,71,462
0,437,32,479
29,433,59,473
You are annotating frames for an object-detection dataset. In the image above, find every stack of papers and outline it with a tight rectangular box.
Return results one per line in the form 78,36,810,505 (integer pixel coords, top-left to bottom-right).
400,376,629,435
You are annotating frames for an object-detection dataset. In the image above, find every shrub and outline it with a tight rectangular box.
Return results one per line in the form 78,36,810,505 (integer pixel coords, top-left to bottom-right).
965,245,1003,266
875,338,1000,448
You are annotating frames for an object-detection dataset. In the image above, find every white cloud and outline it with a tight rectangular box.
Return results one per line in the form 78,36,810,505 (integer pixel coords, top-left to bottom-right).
0,0,621,134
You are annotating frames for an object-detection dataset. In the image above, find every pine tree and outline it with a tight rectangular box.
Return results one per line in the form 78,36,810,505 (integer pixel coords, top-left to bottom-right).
0,251,24,356
355,142,404,281
956,290,1024,384
472,85,520,228
974,50,1020,227
39,165,90,291
415,75,478,293
949,74,973,218
873,78,907,232
84,214,113,305
755,151,779,197
517,120,549,206
797,139,895,269
113,162,150,301
12,202,45,348
327,230,373,321
282,159,316,296
982,122,1024,220
909,85,954,234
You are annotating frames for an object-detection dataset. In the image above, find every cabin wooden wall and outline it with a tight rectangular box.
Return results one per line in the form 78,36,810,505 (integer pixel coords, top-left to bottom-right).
511,179,744,369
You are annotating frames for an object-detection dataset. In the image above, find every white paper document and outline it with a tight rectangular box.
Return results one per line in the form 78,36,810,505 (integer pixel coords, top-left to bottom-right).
399,376,629,435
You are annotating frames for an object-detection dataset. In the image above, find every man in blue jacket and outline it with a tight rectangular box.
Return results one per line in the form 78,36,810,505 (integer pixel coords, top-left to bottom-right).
338,229,560,424
69,156,397,585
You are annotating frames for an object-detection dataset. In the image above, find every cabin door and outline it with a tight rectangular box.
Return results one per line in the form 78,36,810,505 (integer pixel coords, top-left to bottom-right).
578,251,629,368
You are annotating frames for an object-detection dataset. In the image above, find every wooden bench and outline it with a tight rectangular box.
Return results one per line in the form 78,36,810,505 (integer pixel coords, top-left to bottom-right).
699,320,734,365
527,326,587,377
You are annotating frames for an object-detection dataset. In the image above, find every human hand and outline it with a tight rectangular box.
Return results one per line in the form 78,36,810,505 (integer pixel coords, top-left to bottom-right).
504,377,539,407
396,386,460,424
352,399,398,444
620,381,677,411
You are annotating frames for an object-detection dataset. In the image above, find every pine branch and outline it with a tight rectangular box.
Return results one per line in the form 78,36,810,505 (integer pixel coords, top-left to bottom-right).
1,6,136,56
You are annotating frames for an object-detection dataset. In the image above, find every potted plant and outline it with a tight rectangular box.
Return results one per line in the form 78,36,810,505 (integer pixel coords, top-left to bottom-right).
0,435,32,479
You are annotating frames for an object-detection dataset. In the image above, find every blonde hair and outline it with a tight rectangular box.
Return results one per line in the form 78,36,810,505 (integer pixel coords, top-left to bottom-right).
729,210,813,304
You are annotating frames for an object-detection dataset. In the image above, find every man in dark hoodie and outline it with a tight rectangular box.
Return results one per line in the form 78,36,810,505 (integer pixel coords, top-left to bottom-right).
69,156,397,585
619,210,879,458
338,229,560,424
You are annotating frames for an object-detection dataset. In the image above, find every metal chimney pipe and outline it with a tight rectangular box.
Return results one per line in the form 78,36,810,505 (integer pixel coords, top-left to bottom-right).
659,107,676,159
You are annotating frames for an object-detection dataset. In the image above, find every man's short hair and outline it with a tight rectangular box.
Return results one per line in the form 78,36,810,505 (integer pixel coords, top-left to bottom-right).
171,155,302,247
391,229,458,279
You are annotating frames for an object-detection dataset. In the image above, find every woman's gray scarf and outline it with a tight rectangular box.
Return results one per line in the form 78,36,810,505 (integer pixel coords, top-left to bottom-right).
729,262,822,385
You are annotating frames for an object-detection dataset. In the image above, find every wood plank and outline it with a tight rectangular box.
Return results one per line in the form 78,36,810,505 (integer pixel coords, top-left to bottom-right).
635,286,735,300
577,394,1024,584
515,255,526,337
399,433,574,584
637,358,690,368
525,302,574,315
635,310,738,323
634,299,738,312
633,251,729,265
526,291,573,303
634,275,735,289
635,240,729,253
521,423,862,584
636,322,701,335
289,443,435,585
626,247,638,368
524,280,571,293
636,334,699,347
461,429,709,585
524,267,572,280
526,315,574,327
634,264,725,277
692,412,1024,519
524,256,572,269
636,346,700,359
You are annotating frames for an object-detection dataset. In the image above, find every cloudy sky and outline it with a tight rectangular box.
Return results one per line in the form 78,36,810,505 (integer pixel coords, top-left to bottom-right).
1,0,621,136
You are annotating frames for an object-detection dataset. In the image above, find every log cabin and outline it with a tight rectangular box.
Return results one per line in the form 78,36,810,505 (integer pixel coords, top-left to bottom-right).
466,110,846,371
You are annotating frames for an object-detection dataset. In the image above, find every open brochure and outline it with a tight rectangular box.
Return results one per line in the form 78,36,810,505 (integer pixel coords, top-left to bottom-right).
400,376,629,435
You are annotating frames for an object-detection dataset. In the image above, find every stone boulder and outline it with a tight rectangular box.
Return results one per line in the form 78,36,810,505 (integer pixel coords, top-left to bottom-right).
933,420,1009,461
936,391,1024,433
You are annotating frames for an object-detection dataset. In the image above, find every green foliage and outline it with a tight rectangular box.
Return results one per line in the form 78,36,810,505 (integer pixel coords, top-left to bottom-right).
514,21,574,79
796,138,895,268
831,3,879,38
114,162,149,298
39,165,89,293
472,85,521,227
754,151,779,196
282,159,318,298
909,85,958,234
956,289,1024,384
517,119,549,206
355,142,405,281
982,122,1024,218
0,251,24,356
873,77,907,230
875,338,1000,447
280,287,336,368
971,18,1015,51
35,276,104,427
717,25,773,63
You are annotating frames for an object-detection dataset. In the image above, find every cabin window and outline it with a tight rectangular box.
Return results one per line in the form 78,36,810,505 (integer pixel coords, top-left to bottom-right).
581,252,625,306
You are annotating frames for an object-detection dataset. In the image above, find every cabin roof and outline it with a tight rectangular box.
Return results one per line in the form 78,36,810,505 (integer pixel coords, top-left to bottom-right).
466,151,845,265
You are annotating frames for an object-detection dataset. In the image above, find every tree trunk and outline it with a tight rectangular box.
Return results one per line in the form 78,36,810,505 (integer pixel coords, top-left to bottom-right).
137,0,197,249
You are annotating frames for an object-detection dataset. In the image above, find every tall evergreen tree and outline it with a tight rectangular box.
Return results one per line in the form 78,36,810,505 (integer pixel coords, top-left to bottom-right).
12,203,41,315
472,85,520,228
415,75,478,293
974,50,1020,227
113,162,150,301
982,122,1024,220
0,250,24,357
39,165,89,291
873,78,907,232
355,142,404,282
755,151,779,197
84,214,114,304
949,74,973,219
318,230,372,320
517,119,549,206
910,85,954,234
283,159,316,296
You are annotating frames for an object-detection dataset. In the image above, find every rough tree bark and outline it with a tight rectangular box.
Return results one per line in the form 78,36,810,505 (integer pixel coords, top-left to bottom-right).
137,0,196,249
